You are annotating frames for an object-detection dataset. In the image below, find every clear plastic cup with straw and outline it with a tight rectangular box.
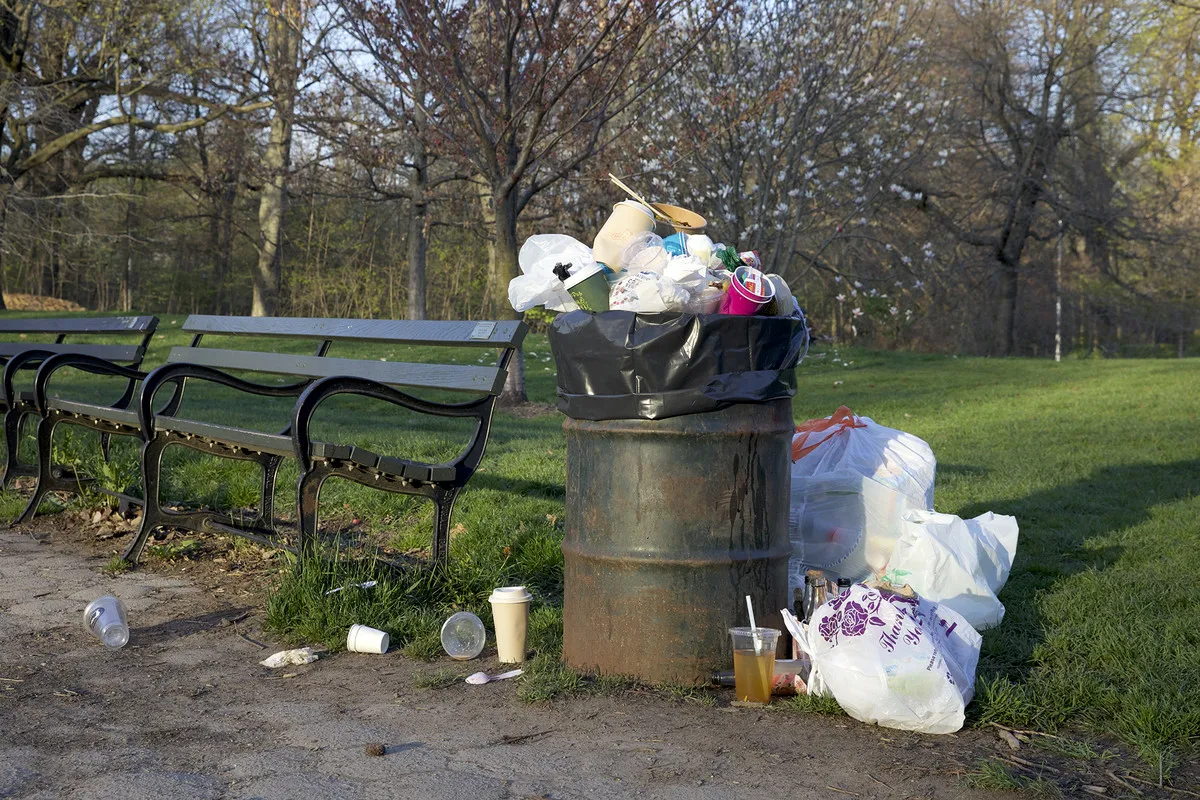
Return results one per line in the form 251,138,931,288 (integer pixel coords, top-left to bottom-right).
729,595,779,704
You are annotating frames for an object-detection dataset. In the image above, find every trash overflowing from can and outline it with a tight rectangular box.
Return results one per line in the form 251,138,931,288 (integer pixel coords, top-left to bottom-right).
526,181,807,686
509,176,801,322
523,180,1017,735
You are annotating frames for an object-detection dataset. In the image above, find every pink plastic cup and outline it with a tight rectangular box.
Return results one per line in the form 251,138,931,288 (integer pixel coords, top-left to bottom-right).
719,266,775,315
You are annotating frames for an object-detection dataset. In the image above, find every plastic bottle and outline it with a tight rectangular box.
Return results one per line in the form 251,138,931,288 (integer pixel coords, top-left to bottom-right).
84,596,129,648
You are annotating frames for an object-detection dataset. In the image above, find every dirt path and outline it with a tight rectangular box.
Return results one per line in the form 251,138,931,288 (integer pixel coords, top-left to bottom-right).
0,529,1114,799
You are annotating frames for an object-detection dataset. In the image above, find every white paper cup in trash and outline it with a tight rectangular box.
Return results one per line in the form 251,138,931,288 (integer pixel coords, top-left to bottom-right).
489,586,533,663
347,624,389,654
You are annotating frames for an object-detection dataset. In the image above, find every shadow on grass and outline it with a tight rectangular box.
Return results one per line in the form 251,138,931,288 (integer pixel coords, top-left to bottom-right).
962,460,1200,673
470,472,564,500
961,459,1200,773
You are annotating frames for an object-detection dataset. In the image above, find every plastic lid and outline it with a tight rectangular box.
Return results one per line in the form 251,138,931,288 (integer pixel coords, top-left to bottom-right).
440,612,486,660
488,586,533,604
616,199,656,220
562,263,605,290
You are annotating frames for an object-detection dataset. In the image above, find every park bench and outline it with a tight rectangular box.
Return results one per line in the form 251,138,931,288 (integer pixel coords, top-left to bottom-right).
28,315,526,565
0,315,158,496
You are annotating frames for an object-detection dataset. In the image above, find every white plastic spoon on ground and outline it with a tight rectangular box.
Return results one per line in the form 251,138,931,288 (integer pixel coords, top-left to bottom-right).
464,668,524,685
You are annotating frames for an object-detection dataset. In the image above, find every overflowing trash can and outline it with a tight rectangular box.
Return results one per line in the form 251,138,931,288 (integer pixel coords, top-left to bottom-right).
551,310,808,685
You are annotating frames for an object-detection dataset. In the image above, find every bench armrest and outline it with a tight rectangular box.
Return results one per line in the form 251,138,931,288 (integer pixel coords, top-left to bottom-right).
3,348,64,411
32,353,148,415
139,362,311,439
291,375,494,473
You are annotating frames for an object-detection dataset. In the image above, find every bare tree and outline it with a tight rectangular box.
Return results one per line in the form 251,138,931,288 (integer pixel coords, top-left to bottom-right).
0,0,268,307
901,0,1152,355
251,0,302,316
341,0,723,402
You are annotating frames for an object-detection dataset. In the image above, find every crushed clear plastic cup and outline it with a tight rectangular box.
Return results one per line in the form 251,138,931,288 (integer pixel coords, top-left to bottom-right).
440,611,486,660
618,231,668,275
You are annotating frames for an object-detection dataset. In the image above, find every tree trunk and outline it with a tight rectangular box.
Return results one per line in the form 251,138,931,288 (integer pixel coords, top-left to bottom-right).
121,95,138,312
406,137,429,320
0,192,8,311
45,196,62,298
996,262,1019,357
490,187,525,405
253,0,302,318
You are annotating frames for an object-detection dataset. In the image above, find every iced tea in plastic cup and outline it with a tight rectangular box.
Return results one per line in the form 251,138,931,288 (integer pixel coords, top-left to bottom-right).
729,627,779,704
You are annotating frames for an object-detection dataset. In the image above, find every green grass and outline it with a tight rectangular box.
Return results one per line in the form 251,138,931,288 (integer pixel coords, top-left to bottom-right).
963,759,1062,797
2,314,1198,777
412,667,468,689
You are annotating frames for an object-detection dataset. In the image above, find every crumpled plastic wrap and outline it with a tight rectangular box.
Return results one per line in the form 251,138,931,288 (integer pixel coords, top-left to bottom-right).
618,232,669,276
259,647,319,668
508,234,595,312
549,310,809,420
609,271,690,313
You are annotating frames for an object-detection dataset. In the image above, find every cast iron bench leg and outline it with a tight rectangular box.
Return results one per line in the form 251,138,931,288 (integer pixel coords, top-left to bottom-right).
258,455,283,531
122,433,170,564
1,408,33,489
296,464,331,556
12,413,60,526
431,485,462,563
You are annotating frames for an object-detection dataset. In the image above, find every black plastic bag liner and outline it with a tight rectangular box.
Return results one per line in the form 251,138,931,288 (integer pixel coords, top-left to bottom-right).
549,310,809,420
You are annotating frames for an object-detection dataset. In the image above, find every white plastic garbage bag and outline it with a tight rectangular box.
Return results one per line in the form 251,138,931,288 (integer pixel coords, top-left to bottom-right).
885,510,1019,630
788,473,910,590
784,585,981,734
792,407,936,508
789,408,936,590
509,234,596,312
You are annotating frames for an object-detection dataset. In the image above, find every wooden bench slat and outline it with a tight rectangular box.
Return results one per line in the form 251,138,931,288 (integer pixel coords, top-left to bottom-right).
376,455,457,483
0,343,144,361
3,391,38,410
156,418,294,456
182,315,527,348
0,315,157,334
47,399,140,426
166,348,506,395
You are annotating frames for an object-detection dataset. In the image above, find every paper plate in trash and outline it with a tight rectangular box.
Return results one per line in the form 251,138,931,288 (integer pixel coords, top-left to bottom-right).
441,612,486,660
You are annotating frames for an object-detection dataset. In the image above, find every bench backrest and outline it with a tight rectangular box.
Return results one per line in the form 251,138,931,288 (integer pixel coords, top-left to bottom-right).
0,315,159,365
169,315,528,396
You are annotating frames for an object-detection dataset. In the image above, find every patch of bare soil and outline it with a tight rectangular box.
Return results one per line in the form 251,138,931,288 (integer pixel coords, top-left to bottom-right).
21,501,286,600
0,508,1187,799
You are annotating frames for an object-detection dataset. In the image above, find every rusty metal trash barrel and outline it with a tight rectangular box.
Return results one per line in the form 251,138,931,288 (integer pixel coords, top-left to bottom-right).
550,311,808,685
562,400,794,684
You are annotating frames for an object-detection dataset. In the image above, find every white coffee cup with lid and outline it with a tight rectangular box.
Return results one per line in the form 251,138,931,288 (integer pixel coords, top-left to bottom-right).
592,201,656,269
489,586,533,663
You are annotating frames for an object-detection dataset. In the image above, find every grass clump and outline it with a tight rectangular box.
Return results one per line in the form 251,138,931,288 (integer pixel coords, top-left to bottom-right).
103,555,133,575
963,760,1061,797
774,693,844,716
412,668,466,690
516,654,585,703
1027,734,1108,763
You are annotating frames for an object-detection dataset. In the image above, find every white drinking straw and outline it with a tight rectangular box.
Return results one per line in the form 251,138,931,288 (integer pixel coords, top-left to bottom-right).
745,594,762,655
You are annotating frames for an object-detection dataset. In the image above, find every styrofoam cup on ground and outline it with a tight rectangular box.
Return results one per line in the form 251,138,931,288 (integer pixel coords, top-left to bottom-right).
347,623,389,654
489,586,533,664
